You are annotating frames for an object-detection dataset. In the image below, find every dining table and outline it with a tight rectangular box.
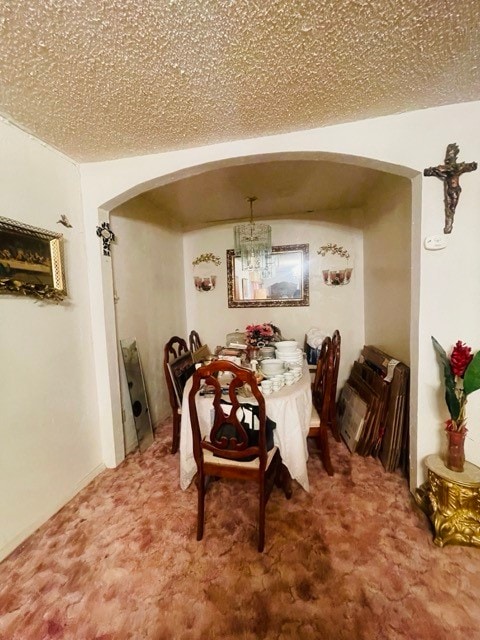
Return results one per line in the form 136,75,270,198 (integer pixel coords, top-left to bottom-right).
179,360,312,492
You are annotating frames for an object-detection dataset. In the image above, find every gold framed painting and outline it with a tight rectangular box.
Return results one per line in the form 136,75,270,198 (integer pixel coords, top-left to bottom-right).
0,216,66,301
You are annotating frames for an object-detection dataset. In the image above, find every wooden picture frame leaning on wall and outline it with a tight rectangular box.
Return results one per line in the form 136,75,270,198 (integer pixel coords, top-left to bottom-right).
168,351,196,405
0,216,66,301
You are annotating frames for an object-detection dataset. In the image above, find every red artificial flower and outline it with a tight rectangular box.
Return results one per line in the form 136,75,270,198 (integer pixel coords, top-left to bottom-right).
245,323,274,346
260,323,274,337
450,340,473,377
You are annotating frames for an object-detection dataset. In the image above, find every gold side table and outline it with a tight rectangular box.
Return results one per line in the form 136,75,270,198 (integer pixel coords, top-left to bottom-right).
417,454,480,548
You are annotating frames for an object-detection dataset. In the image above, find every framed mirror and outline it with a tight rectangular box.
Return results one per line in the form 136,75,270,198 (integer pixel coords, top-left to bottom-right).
227,244,309,308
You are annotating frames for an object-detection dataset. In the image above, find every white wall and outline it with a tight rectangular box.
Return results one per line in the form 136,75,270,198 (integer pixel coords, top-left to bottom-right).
418,144,480,473
0,120,102,561
111,196,186,449
363,173,411,364
80,99,480,490
183,216,364,393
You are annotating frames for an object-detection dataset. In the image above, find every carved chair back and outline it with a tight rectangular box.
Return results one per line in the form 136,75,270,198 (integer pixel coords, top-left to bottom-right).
312,336,333,421
188,330,202,353
163,336,189,454
188,360,283,551
329,330,342,439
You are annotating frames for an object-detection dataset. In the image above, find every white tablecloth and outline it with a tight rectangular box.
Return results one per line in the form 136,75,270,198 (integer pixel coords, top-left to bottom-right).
179,363,312,491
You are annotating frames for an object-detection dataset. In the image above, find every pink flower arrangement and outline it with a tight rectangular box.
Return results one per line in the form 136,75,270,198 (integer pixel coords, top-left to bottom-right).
432,337,480,433
245,323,275,347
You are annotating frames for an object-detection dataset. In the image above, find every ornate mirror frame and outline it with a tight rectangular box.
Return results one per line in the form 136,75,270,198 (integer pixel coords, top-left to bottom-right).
227,243,309,308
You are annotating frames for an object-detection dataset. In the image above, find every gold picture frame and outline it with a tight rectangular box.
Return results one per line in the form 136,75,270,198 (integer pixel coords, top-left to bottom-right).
227,244,309,308
0,216,66,301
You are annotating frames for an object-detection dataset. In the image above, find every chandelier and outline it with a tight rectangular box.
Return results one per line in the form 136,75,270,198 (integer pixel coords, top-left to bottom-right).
234,196,273,276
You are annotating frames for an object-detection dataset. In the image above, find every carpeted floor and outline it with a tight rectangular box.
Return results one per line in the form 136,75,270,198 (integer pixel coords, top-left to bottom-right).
1,422,480,640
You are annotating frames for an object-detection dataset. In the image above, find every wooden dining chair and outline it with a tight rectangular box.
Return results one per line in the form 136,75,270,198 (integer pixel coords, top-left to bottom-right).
308,336,334,475
188,330,202,352
163,336,189,454
188,360,290,552
328,329,342,441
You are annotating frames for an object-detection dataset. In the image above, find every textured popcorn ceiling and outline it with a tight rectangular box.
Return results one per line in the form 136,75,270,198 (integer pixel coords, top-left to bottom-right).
0,0,479,162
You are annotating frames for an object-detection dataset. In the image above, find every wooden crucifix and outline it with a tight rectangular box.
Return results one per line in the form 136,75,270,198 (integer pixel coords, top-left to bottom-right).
424,143,477,234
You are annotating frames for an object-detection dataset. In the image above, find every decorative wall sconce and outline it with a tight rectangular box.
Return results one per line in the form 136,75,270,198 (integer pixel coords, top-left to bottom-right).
318,243,353,286
192,252,221,292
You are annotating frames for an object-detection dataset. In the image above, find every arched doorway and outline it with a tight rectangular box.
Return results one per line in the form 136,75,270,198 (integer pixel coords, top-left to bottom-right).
89,150,420,487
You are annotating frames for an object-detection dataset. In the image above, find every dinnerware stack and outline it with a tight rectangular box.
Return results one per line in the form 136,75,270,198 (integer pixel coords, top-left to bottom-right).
290,366,303,381
275,340,298,351
258,345,276,359
275,340,304,367
272,377,283,392
261,379,273,395
260,358,285,377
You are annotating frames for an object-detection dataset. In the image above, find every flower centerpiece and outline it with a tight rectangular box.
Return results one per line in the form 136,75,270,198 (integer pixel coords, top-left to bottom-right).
245,323,275,347
432,337,480,471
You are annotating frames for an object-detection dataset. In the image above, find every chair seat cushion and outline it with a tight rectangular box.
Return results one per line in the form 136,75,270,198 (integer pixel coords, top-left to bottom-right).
308,406,322,437
309,406,320,427
203,446,278,469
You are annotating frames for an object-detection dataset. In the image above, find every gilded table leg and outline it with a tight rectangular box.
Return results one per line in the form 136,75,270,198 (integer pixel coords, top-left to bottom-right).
422,471,480,548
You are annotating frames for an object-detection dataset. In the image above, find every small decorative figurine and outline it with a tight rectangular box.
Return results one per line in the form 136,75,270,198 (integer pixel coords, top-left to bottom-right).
424,143,477,234
57,214,73,228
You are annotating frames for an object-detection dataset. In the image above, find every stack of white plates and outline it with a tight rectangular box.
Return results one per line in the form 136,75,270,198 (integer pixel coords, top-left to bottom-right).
275,340,298,352
276,348,303,367
275,341,303,367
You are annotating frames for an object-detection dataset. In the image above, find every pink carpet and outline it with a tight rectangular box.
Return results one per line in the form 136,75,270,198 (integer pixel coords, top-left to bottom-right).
1,422,479,639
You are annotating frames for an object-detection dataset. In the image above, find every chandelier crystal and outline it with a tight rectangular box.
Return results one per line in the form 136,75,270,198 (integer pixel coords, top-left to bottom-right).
234,196,272,276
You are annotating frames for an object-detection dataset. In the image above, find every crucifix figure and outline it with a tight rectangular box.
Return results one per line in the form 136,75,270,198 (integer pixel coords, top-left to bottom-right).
424,143,477,234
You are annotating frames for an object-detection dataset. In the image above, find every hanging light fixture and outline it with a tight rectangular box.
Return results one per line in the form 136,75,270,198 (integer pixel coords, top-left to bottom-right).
234,196,273,275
